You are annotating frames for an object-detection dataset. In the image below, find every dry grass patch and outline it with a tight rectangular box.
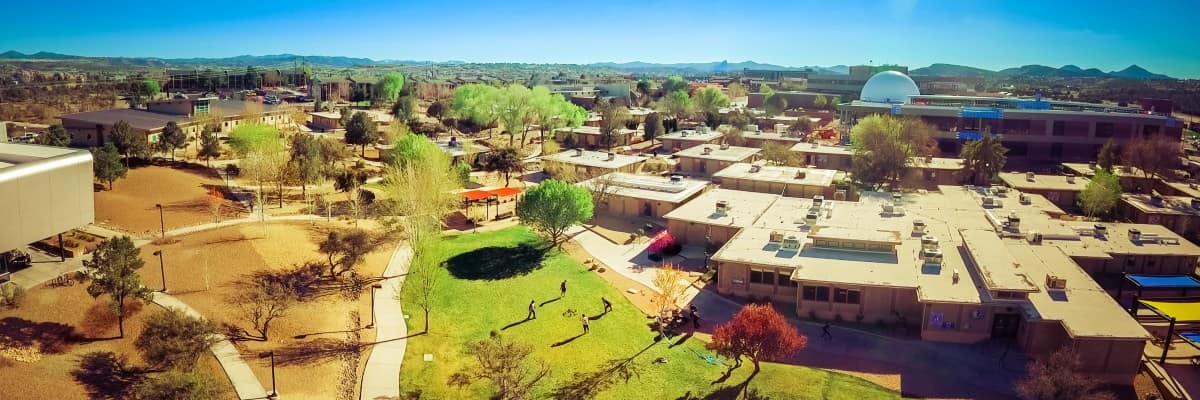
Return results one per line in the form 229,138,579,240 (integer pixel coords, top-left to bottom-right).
94,165,246,234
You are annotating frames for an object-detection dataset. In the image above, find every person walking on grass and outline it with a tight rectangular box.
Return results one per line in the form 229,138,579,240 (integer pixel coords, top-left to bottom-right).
560,280,568,297
822,322,833,340
582,314,590,334
602,297,613,313
528,300,537,320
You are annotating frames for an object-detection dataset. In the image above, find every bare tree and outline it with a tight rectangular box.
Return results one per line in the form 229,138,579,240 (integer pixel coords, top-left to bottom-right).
226,272,303,341
449,334,550,400
1122,134,1181,182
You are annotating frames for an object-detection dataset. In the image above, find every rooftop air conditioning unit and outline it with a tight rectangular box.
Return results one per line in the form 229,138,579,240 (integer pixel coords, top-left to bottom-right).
805,210,820,225
745,124,759,132
769,231,784,243
1019,193,1031,205
994,186,1009,195
913,220,927,233
702,146,713,155
922,235,939,250
749,165,761,173
1028,231,1043,244
1190,183,1198,190
574,148,583,156
1192,198,1200,210
892,192,902,202
922,248,943,265
811,142,819,149
1128,228,1141,241
1094,224,1107,238
1151,195,1164,206
812,195,825,207
716,200,729,214
1025,172,1035,181
720,143,731,150
606,152,616,161
1007,214,1021,231
781,235,801,250
796,169,807,179
1066,175,1076,184
1046,275,1068,290
983,196,1002,208
670,175,683,183
1088,161,1097,170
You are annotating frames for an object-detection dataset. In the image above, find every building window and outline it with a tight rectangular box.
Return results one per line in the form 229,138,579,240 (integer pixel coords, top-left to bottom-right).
1143,125,1161,136
1052,121,1065,136
802,286,830,301
833,288,861,304
1096,122,1114,138
994,291,1026,299
1050,143,1063,158
749,269,774,285
777,272,797,287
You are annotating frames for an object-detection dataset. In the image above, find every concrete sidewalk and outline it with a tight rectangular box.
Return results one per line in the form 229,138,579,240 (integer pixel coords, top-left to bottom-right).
151,292,271,400
359,242,413,399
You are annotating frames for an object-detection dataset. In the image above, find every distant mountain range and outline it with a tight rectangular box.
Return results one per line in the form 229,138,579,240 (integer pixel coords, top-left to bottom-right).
910,63,1172,80
0,50,1176,80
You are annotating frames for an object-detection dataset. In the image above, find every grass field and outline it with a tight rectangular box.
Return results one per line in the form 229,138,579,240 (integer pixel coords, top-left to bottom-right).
398,226,898,400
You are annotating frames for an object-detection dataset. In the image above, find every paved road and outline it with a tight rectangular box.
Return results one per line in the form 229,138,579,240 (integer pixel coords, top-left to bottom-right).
359,243,413,400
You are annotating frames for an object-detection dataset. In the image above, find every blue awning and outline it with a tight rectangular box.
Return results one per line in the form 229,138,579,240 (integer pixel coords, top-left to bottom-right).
890,104,902,115
960,106,1003,119
1127,274,1200,289
956,130,983,140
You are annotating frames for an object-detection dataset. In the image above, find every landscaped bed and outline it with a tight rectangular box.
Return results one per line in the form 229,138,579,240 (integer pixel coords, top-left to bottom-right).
398,226,898,399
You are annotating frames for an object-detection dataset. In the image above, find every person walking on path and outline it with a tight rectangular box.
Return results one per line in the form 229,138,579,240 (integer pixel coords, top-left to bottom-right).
560,280,568,297
821,322,833,340
582,314,590,334
690,305,701,329
528,300,537,320
602,297,612,313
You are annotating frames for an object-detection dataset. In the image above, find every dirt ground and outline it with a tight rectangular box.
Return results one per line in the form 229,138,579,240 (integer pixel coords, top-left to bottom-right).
0,283,235,400
138,221,395,400
94,164,246,235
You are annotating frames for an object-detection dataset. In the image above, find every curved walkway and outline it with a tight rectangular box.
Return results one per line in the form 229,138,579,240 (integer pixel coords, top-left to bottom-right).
359,243,413,400
150,292,269,399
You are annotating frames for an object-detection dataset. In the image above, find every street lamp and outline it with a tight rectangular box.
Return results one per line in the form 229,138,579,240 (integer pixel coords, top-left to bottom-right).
704,235,711,273
154,203,165,238
258,351,277,399
152,250,166,292
367,283,383,328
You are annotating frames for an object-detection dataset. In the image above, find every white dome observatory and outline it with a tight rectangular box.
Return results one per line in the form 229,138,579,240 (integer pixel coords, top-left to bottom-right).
859,71,920,104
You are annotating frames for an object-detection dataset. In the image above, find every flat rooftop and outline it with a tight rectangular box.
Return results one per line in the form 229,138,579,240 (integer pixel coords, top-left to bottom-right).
659,129,723,142
674,144,760,162
909,157,964,171
556,126,636,136
712,163,838,187
663,188,779,228
999,172,1090,192
1121,194,1200,216
790,143,852,156
0,143,83,169
960,229,1040,292
59,108,188,131
1062,163,1148,179
542,149,644,169
578,172,708,203
741,130,806,143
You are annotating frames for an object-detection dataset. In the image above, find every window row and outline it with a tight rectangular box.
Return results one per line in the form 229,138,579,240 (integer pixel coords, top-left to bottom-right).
802,286,861,304
748,269,798,287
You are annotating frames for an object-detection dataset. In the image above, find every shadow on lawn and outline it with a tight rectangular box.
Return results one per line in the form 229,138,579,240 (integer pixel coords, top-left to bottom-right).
271,333,424,367
0,317,84,354
677,372,768,400
446,242,549,280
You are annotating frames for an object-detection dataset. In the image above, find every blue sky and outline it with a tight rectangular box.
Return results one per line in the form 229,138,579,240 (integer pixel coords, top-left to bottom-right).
3,0,1198,77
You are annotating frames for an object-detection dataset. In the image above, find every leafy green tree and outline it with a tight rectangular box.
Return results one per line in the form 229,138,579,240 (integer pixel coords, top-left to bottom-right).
849,115,936,187
318,228,375,276
661,76,688,96
289,133,324,198
727,82,748,98
531,86,587,152
197,127,221,167
761,142,799,166
485,147,524,187
455,162,472,186
1097,140,1118,172
339,107,353,128
516,179,594,247
92,143,127,190
345,111,378,157
226,123,281,156
692,86,730,115
658,90,693,121
813,95,828,109
789,116,814,134
142,80,161,100
763,93,788,116
155,121,187,161
644,112,663,143
109,120,149,166
381,134,462,235
961,132,1008,185
392,94,419,123
449,84,500,128
82,236,153,338
40,124,71,147
494,84,536,147
1079,170,1121,218
228,124,287,208
135,310,219,370
377,72,405,103
636,80,651,96
132,370,222,400
829,96,841,107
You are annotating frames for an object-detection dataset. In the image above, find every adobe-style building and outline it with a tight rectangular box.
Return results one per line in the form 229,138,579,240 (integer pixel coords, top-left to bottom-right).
790,143,853,170
905,156,966,188
673,144,760,176
837,71,1183,166
739,129,808,149
711,163,847,200
309,109,394,132
542,149,645,179
60,95,293,147
578,173,709,219
1118,194,1200,240
1062,163,1157,194
998,172,1089,209
689,186,1200,383
554,126,638,149
658,129,724,153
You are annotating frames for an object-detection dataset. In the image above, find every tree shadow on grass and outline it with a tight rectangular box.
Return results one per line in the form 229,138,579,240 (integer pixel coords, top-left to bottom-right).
446,242,550,280
0,317,84,354
677,372,767,400
272,338,364,367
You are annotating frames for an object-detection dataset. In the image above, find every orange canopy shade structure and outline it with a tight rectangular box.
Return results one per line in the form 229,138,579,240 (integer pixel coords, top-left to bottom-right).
461,190,491,201
489,187,522,197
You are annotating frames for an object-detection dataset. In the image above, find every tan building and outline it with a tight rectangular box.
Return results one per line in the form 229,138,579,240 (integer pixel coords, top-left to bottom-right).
61,109,195,148
554,126,638,148
739,129,807,149
664,188,780,246
1117,194,1200,240
673,144,760,176
309,109,394,132
578,173,709,219
1063,163,1157,193
542,149,645,179
703,187,1194,383
905,156,966,188
658,129,724,153
998,172,1089,209
711,163,847,200
790,143,853,170
60,98,293,147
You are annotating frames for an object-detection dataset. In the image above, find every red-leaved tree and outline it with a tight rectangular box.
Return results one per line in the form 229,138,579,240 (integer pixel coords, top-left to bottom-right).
648,231,676,255
707,304,807,373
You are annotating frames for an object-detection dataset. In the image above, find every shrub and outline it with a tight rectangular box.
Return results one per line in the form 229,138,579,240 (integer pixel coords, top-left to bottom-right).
0,283,25,308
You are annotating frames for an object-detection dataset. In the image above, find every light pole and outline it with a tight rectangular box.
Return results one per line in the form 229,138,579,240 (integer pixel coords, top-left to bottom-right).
368,283,383,328
704,235,712,273
152,250,166,292
155,203,165,237
259,351,277,399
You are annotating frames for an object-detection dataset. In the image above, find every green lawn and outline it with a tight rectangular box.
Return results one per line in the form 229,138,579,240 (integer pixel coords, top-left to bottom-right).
398,226,898,399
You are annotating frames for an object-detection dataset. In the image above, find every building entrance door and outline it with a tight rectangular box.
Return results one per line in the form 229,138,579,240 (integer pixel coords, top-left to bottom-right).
991,313,1021,338
642,202,652,217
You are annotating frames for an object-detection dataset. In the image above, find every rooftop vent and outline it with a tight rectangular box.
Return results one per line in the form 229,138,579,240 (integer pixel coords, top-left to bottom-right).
781,235,801,250
1088,161,1097,170
1066,175,1076,184
1128,228,1141,241
1019,193,1031,205
749,164,762,173
922,235,939,250
670,175,683,183
1028,231,1043,244
1046,275,1068,290
716,200,729,214
702,146,713,155
574,148,583,157
1151,195,1164,206
1025,172,1035,182
796,169,807,179
720,143,731,150
1094,224,1107,238
769,231,784,243
606,152,616,161
922,248,943,266
913,219,927,233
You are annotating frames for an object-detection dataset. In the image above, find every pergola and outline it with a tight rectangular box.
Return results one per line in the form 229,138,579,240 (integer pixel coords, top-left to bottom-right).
1117,274,1200,299
1132,298,1200,363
